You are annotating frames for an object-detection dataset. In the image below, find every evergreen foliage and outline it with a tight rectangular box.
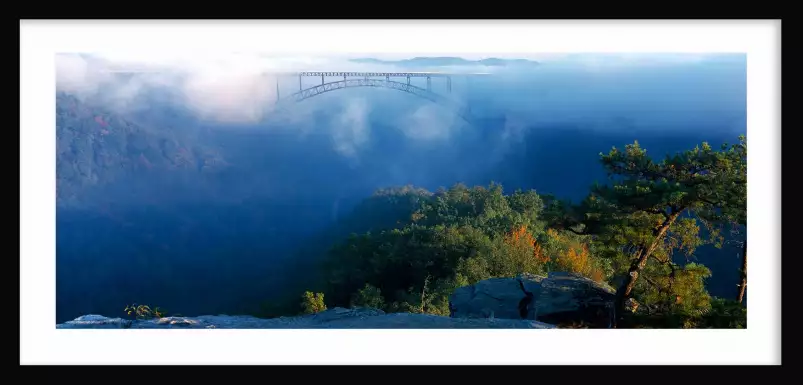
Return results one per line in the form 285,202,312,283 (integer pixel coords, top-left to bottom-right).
276,136,747,328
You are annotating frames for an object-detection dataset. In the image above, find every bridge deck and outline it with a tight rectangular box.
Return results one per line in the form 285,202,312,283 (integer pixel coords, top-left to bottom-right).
284,71,491,77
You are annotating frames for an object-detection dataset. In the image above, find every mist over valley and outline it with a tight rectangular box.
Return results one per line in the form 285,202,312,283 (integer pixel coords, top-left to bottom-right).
55,53,747,324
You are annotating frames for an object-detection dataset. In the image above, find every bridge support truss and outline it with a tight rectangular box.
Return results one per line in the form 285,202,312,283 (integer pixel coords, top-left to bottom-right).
271,71,488,125
288,71,457,96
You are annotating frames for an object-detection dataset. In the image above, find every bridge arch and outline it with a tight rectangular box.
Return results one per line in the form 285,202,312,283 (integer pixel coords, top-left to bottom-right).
274,78,476,125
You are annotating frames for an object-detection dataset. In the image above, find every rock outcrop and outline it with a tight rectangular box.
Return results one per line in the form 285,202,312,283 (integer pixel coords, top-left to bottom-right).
449,272,616,328
57,272,617,329
57,307,556,329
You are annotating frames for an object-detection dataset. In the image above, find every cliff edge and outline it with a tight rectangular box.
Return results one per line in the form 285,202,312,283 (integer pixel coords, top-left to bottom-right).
57,272,615,329
57,307,555,329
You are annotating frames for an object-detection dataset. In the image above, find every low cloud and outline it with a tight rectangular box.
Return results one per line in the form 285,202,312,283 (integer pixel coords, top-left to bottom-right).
396,104,461,141
55,52,746,161
56,53,286,122
330,97,371,160
55,52,483,162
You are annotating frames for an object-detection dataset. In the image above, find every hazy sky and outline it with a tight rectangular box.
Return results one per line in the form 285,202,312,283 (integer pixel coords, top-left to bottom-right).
55,52,746,146
62,52,734,73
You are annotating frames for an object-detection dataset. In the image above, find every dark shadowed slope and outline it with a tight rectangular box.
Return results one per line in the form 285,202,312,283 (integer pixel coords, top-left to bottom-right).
56,92,228,209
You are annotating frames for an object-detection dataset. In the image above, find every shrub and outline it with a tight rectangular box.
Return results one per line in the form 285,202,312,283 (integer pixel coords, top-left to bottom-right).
300,291,327,315
350,284,386,309
124,303,166,320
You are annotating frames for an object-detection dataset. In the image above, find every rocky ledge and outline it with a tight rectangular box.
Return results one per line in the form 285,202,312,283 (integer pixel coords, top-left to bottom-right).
450,272,617,328
57,307,555,329
57,272,617,329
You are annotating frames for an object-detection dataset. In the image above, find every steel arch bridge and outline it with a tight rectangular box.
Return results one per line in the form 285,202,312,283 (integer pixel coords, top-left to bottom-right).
272,71,488,125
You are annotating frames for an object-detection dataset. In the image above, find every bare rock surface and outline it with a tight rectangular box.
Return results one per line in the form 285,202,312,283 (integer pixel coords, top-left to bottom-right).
449,272,616,327
57,271,617,329
57,307,556,329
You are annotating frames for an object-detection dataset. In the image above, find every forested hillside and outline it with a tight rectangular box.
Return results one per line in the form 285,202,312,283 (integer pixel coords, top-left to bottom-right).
56,92,228,208
285,137,747,328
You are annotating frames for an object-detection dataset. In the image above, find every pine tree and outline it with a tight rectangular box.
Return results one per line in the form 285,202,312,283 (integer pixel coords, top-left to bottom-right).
588,137,747,323
695,136,747,303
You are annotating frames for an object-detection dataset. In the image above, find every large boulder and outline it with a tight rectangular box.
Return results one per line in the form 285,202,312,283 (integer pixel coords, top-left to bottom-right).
449,272,616,328
448,277,535,320
56,307,555,329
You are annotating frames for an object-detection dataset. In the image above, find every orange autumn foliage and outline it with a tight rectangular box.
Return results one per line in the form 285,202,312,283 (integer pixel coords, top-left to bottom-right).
554,243,605,283
589,269,604,283
503,226,604,282
506,225,533,245
533,242,549,264
505,225,550,264
556,244,590,275
544,228,604,282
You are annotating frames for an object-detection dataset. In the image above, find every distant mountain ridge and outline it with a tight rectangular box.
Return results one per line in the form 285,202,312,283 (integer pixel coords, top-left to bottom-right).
350,57,540,68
